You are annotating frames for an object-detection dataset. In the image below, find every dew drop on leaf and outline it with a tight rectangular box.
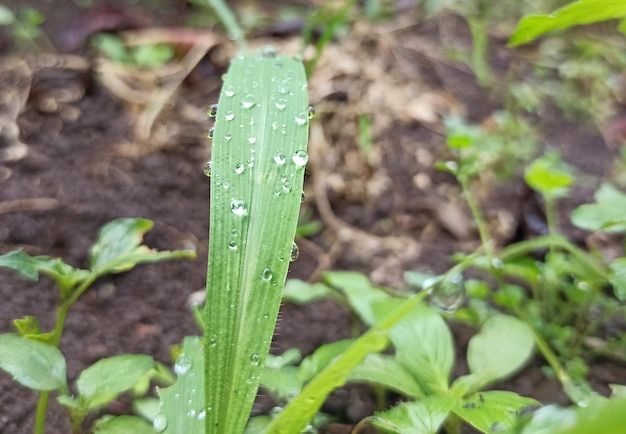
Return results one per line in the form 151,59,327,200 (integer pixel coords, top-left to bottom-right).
294,112,308,126
206,127,214,139
228,240,237,250
235,163,245,174
307,105,315,119
224,133,233,142
261,267,273,281
274,152,286,165
248,136,257,144
225,111,235,121
207,104,218,118
429,274,465,312
290,242,300,261
224,85,236,97
203,161,211,177
153,414,168,432
250,353,260,366
242,93,256,109
231,200,248,216
261,45,277,57
282,182,292,193
174,354,192,375
292,150,309,167
275,99,287,110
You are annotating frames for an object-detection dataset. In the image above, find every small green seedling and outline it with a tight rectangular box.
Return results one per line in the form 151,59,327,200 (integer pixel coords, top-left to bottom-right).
0,218,194,434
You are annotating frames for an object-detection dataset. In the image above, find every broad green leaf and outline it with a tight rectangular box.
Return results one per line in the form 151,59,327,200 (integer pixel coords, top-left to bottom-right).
203,51,309,434
519,398,626,434
347,353,423,398
281,279,337,305
467,315,534,389
378,301,453,395
89,218,195,275
510,0,626,46
297,340,353,383
77,354,154,409
266,291,429,434
367,395,456,434
260,365,302,400
324,271,390,326
159,336,205,434
609,258,626,301
94,415,156,434
0,333,67,391
571,184,626,233
133,397,161,423
454,391,539,433
0,250,40,280
524,153,573,198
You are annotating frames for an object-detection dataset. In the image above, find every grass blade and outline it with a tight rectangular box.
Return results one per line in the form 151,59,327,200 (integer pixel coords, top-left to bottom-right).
204,51,309,433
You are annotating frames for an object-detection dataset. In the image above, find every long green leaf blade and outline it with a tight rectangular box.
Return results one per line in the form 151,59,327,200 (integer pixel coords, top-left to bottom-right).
204,51,309,433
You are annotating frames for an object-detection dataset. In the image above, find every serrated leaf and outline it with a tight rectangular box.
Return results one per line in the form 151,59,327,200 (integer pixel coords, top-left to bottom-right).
0,333,67,391
77,354,154,409
368,395,456,434
453,391,539,433
509,0,626,46
159,336,205,434
347,353,423,398
89,218,195,275
93,415,156,434
571,184,626,233
467,315,534,389
204,51,309,434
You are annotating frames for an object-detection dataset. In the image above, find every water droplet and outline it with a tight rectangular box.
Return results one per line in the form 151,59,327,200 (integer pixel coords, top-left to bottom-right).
224,85,236,97
235,163,245,174
250,353,260,366
247,160,254,168
231,200,248,216
307,105,315,119
294,112,308,126
209,337,217,348
174,354,192,375
206,127,214,139
290,242,299,261
228,240,237,250
274,152,286,165
429,274,465,312
224,133,233,142
261,267,273,281
282,182,292,193
271,121,279,131
261,45,277,57
203,161,212,177
242,93,256,109
221,73,227,81
225,111,235,121
273,186,281,196
301,192,305,202
275,99,287,110
207,104,218,118
292,150,309,167
197,409,206,420
222,181,230,190
153,414,168,432
248,136,257,144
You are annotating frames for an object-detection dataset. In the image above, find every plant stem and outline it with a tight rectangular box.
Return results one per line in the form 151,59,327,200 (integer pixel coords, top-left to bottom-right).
459,176,494,261
34,391,49,434
207,0,247,50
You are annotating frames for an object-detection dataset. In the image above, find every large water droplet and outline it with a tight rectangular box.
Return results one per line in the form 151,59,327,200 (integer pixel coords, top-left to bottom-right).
224,85,236,97
242,93,256,109
153,414,168,432
203,161,212,177
429,274,465,312
174,354,192,375
207,104,218,118
290,242,299,261
308,105,315,119
292,150,309,167
197,409,206,420
225,111,235,121
261,45,277,57
235,163,245,174
231,200,248,216
261,267,273,281
274,152,286,165
294,112,308,126
275,99,287,110
228,240,237,250
206,127,214,139
250,353,260,366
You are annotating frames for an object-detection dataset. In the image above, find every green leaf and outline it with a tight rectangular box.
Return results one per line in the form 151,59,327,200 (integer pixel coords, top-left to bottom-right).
0,333,67,391
380,301,454,395
610,384,626,398
347,353,423,398
130,44,175,67
509,0,626,46
297,340,353,383
281,279,337,305
466,315,535,389
133,397,161,423
77,354,154,409
524,153,573,198
0,6,16,25
324,271,390,326
92,33,129,63
571,184,626,233
0,250,40,280
203,51,309,434
260,365,302,400
453,391,539,432
608,258,626,301
89,218,195,276
159,336,205,434
367,395,456,434
94,415,157,434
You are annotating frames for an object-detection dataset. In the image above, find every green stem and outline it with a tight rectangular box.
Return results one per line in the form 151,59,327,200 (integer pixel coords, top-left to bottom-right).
459,176,494,260
34,392,49,434
207,0,247,50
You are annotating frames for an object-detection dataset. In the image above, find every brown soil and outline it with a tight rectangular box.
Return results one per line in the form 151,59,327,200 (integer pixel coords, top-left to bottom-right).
0,1,624,433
